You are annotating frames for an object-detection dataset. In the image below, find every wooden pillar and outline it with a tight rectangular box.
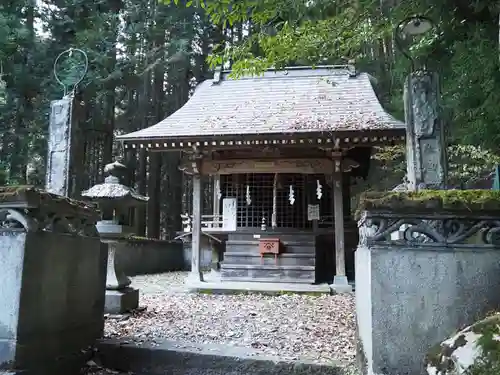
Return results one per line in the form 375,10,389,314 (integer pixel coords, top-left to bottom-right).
124,147,136,227
213,175,221,227
209,175,222,280
331,153,352,293
136,149,147,236
342,174,351,219
188,155,204,282
147,152,161,239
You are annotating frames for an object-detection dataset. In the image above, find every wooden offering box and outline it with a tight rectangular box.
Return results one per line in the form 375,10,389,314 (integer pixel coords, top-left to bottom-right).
259,238,282,265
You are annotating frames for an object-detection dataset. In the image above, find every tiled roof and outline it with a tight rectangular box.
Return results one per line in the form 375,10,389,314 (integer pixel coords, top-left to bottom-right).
118,66,404,142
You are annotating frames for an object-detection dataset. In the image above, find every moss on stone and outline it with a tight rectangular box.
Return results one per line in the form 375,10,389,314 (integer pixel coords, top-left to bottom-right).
0,185,39,203
356,190,500,220
0,185,96,216
426,313,500,375
468,313,500,375
425,333,465,373
425,342,444,369
125,235,169,243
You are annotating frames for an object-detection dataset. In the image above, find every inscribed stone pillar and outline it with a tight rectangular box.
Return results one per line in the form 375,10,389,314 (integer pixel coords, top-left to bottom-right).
45,97,83,198
403,71,447,190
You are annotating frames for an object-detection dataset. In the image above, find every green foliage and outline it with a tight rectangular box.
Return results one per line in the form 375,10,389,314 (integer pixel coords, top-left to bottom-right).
368,144,500,190
448,145,500,186
357,189,500,217
0,0,215,189
169,0,500,157
0,0,498,206
468,314,500,375
426,313,500,375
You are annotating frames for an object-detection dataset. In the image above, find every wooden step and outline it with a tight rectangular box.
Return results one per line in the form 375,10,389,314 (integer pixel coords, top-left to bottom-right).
221,264,315,283
217,276,317,284
223,252,316,266
228,232,317,243
226,240,315,254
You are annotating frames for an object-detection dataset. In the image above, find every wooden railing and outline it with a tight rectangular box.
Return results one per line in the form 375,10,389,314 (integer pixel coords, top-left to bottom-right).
316,215,357,228
180,213,351,232
180,213,224,232
318,216,334,228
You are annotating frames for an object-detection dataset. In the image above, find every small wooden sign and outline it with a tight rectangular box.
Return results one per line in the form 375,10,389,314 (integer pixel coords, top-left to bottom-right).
307,204,320,221
222,198,237,231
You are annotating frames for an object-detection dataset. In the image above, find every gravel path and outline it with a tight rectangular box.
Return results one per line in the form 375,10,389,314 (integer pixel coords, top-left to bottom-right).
81,362,131,374
104,272,356,365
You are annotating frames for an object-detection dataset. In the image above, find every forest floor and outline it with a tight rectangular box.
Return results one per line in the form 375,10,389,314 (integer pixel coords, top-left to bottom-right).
102,272,356,366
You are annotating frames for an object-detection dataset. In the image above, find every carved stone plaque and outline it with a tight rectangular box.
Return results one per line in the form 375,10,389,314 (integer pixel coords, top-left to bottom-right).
421,139,443,186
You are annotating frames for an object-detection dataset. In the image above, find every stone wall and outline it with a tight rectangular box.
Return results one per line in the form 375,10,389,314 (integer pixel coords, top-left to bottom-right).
0,187,106,375
116,238,184,276
181,236,214,270
355,191,500,375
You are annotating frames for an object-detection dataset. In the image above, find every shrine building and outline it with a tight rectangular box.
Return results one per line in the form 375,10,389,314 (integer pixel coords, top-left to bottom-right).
117,65,405,292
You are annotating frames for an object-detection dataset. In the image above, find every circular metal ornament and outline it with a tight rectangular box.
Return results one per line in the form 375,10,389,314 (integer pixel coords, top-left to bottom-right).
53,48,89,97
394,15,436,69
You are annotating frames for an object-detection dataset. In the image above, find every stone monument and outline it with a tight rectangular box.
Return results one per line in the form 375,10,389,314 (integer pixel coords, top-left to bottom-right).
45,48,88,198
45,96,81,197
82,161,149,314
404,71,447,190
396,15,448,191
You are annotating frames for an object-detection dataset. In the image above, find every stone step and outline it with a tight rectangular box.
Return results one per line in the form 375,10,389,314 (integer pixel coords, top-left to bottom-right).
96,338,347,375
223,252,316,266
221,264,315,283
186,280,332,295
217,276,317,284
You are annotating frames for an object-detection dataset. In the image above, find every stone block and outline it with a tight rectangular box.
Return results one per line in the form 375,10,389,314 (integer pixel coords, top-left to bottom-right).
330,275,353,294
0,187,106,375
105,288,139,314
356,201,500,375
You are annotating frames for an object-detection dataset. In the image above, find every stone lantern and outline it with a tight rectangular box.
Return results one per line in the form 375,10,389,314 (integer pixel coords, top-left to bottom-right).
82,160,149,314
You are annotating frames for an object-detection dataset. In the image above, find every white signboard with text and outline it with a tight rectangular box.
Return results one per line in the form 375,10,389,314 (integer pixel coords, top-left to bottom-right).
222,197,237,231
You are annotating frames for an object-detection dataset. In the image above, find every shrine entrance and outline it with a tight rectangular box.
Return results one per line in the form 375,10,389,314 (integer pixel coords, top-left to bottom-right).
117,65,406,292
219,173,333,230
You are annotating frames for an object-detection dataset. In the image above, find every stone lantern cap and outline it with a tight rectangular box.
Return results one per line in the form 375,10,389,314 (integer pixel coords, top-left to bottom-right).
81,161,149,208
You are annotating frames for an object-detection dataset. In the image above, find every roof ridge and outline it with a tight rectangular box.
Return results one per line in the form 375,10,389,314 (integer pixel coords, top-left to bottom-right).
221,65,351,74
217,66,356,82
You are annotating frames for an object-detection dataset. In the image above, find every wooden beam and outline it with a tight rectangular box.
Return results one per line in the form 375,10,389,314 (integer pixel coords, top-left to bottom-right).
180,158,360,175
122,132,406,152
